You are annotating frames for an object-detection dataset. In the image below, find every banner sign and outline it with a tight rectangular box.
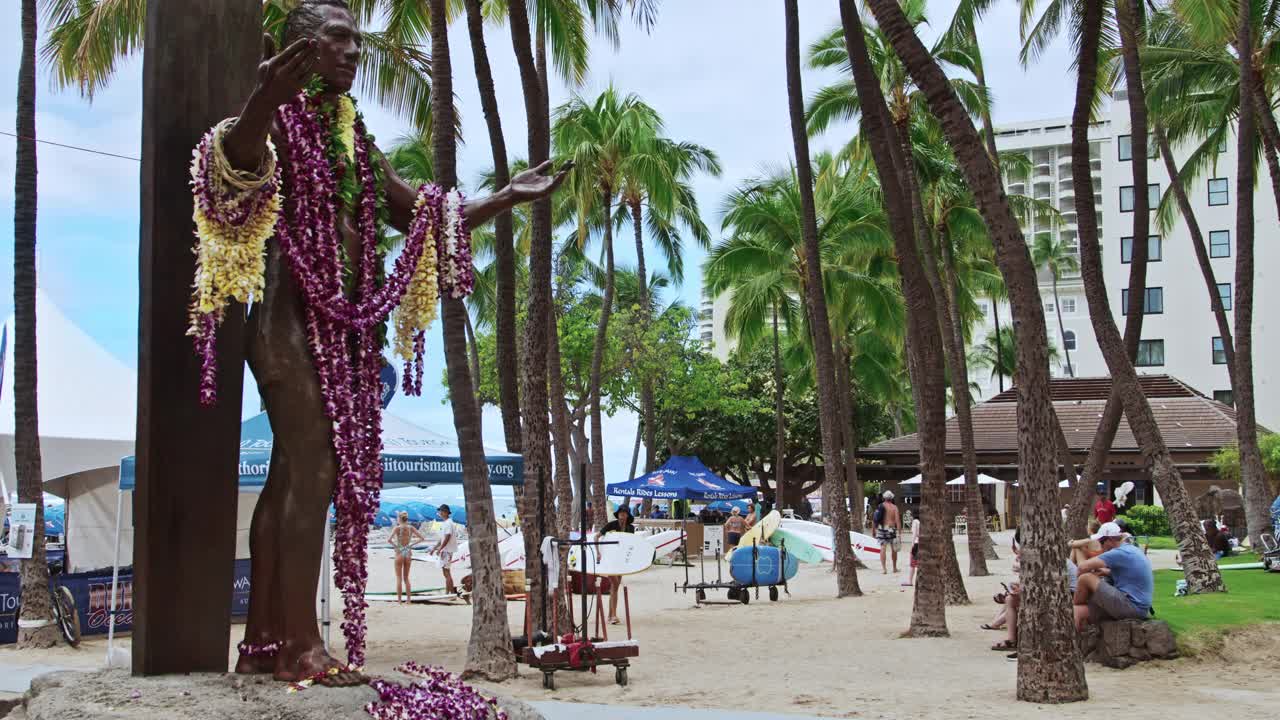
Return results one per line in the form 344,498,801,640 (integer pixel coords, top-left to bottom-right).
0,559,252,645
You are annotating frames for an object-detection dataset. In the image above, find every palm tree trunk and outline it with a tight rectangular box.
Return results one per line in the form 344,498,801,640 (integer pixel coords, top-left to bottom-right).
891,116,973,600
548,308,575,537
588,188,616,531
990,296,1004,392
1232,1,1272,548
631,201,657,475
627,420,642,480
464,0,521,454
772,301,787,510
940,231,998,568
1247,78,1280,217
835,340,865,533
1066,0,1156,540
1117,0,1152,348
837,4,944,625
784,0,861,599
1052,277,1072,377
504,0,555,634
1065,0,1226,595
859,0,1086,699
14,0,57,649
430,0,513,680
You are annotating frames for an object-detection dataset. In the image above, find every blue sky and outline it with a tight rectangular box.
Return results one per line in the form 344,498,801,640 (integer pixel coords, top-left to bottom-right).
0,1,1073,480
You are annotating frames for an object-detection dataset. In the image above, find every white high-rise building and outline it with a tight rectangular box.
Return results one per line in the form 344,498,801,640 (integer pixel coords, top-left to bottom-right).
975,98,1279,429
699,287,735,361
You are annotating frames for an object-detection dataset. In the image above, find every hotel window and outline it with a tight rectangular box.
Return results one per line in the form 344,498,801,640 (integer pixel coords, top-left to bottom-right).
1208,178,1229,206
1214,390,1234,406
1120,235,1162,263
1119,184,1160,212
1061,297,1077,314
1117,134,1157,161
1209,230,1230,258
1136,339,1165,367
1217,283,1232,311
1212,337,1227,365
1121,287,1164,314
1063,329,1077,351
1044,301,1055,313
1217,136,1228,153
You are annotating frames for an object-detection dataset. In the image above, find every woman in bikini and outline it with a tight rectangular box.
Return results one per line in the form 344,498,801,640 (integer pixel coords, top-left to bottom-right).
391,511,427,604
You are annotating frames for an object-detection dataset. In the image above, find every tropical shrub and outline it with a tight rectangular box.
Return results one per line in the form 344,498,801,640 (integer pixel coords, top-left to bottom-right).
1118,504,1170,537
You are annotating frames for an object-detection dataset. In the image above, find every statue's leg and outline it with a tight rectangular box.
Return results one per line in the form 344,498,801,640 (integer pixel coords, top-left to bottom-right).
245,245,364,687
234,443,286,674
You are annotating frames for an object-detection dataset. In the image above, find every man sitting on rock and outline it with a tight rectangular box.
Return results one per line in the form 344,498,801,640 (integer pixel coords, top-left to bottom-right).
1073,521,1153,630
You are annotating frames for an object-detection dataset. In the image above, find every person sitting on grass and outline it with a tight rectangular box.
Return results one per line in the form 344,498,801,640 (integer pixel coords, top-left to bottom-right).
1203,519,1232,560
1073,521,1153,630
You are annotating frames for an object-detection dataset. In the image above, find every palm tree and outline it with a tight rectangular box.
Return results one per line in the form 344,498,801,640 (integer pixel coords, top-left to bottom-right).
1030,233,1080,378
1142,3,1275,547
782,0,862,598
461,0,522,455
553,87,666,529
14,0,58,649
428,0,512,680
617,138,719,476
856,0,1086,699
709,154,900,526
1021,0,1227,594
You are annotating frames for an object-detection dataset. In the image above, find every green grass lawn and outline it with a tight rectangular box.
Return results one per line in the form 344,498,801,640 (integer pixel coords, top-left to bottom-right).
1141,535,1179,550
1153,565,1280,647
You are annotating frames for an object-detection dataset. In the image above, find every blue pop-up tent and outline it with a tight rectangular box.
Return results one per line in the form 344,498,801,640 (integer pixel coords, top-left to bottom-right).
605,456,755,501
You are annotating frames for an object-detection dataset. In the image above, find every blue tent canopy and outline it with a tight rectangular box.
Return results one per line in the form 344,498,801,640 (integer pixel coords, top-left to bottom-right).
605,456,756,501
117,411,523,491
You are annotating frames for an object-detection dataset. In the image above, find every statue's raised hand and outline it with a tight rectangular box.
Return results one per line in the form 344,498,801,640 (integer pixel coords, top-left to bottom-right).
508,160,573,203
254,34,317,109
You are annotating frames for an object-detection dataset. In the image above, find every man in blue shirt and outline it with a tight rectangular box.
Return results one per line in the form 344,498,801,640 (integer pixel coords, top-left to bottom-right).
1074,521,1154,630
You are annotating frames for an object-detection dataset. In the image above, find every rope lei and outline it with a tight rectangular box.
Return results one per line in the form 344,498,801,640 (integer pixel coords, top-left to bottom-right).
189,89,474,669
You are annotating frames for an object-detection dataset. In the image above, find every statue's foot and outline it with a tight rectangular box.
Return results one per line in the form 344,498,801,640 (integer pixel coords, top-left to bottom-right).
235,652,277,675
275,644,367,687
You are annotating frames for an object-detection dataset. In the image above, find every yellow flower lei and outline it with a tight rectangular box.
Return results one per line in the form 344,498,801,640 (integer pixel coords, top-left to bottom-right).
392,188,441,362
335,95,357,164
188,119,282,335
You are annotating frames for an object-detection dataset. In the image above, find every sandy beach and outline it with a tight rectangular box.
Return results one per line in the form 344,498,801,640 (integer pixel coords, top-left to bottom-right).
4,531,1276,719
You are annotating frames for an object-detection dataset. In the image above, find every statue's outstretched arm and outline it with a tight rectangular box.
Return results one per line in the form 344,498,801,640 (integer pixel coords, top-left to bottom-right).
380,157,572,235
224,35,317,172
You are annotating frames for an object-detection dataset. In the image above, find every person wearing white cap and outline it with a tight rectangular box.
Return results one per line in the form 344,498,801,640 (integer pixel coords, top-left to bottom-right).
1073,521,1154,630
874,491,901,574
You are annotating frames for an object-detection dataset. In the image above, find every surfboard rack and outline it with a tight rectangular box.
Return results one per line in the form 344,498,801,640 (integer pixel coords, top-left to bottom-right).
675,538,792,606
516,463,640,689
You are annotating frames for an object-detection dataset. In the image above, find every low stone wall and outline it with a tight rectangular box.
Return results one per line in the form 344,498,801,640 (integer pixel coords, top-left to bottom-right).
1080,619,1178,669
8,669,543,720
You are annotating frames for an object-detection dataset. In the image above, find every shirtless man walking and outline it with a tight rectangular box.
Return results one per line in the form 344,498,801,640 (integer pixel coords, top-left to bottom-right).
875,491,902,574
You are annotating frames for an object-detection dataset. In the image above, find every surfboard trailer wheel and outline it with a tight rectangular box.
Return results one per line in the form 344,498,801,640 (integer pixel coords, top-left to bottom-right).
695,589,706,603
615,667,628,686
769,586,779,602
542,671,555,690
739,590,750,605
726,587,739,601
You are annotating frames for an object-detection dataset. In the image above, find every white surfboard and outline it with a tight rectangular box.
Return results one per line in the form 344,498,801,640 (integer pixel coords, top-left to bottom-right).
779,519,881,562
565,532,654,576
442,530,526,573
643,529,686,558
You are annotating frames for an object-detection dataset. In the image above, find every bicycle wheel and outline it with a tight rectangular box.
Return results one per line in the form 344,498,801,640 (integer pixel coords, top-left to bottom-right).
53,586,82,647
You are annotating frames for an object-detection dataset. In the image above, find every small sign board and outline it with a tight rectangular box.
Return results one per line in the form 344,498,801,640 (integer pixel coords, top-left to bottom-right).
4,504,36,559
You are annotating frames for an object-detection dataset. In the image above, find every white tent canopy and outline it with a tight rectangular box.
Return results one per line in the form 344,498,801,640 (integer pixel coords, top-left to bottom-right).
946,473,1005,486
1,291,136,495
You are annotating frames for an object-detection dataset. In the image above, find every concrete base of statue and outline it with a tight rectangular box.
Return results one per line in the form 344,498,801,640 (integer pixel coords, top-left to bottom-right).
6,669,544,720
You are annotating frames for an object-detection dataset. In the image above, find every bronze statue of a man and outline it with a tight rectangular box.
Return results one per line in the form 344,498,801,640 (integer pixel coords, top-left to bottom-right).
192,0,563,685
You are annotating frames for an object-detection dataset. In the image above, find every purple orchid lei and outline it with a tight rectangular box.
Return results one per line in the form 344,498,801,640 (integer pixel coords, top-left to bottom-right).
363,662,507,720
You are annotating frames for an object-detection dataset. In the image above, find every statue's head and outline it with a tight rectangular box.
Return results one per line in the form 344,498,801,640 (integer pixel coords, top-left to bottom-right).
284,0,360,94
